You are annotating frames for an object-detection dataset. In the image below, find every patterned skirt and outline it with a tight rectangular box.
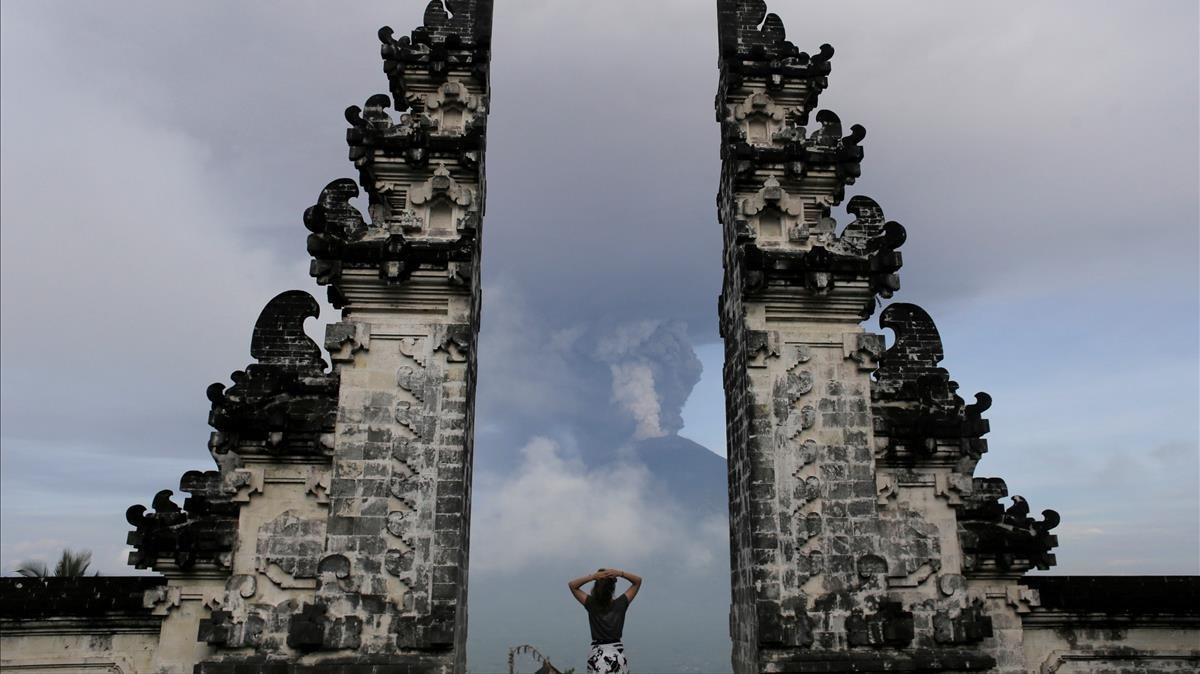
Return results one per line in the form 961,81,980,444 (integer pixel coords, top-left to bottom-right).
587,641,628,674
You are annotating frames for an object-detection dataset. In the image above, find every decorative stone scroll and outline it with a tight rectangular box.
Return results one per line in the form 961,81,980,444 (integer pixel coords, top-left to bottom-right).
958,478,1060,573
206,291,338,459
738,195,905,312
126,480,237,572
304,177,475,306
873,303,990,458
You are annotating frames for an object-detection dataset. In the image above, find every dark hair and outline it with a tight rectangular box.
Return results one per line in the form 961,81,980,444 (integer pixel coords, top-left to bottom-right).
589,572,616,611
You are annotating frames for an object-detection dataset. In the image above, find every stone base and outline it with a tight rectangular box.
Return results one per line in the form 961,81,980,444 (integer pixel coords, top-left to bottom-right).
760,648,995,673
194,654,455,674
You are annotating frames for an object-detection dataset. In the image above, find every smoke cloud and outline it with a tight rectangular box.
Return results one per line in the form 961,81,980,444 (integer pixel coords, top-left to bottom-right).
596,321,703,439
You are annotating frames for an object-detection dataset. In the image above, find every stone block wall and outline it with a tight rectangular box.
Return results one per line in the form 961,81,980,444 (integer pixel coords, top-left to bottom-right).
713,2,1199,673
1019,577,1200,673
0,578,166,672
0,4,492,673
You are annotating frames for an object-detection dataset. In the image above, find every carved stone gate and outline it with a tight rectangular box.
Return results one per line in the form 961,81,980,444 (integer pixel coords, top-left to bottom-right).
120,3,494,672
0,4,1197,674
713,1,1196,673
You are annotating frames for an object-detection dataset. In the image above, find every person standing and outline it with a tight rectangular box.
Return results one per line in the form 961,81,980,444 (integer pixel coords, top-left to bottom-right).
568,568,643,674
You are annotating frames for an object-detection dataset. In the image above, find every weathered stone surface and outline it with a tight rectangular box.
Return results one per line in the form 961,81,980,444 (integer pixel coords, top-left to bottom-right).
716,1,930,670
2,5,490,673
0,578,167,673
207,291,339,460
0,577,166,619
1018,577,1200,673
873,303,990,458
125,477,240,572
958,478,1060,574
184,3,490,672
713,2,1196,673
1021,576,1200,617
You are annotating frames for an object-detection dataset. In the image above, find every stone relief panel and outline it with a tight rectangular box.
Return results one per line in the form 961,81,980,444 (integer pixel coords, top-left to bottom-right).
740,177,807,245
425,80,483,135
256,510,327,590
732,91,789,146
406,164,477,237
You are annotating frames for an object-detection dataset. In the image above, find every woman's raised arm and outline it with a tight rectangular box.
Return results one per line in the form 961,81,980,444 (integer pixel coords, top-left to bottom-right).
568,569,607,606
614,568,642,603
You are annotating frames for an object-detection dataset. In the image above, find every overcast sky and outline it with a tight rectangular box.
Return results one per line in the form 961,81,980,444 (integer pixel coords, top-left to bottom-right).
2,1,1197,673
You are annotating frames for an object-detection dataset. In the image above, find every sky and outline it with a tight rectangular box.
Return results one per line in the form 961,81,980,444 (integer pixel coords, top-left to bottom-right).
1,1,1198,673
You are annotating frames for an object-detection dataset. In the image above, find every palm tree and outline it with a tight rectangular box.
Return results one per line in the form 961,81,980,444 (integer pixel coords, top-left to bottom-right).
14,560,49,577
15,548,96,577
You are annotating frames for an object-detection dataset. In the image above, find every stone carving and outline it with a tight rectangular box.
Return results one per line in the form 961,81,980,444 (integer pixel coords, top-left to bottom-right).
732,91,788,146
344,89,486,173
437,324,473,361
304,173,477,306
408,163,478,237
198,608,264,649
126,476,238,571
739,176,806,243
738,195,905,313
717,0,836,64
283,602,362,652
119,5,489,672
722,111,866,201
828,196,906,260
256,511,327,588
932,603,994,645
426,80,483,134
958,478,1060,573
347,94,436,168
206,291,338,459
369,4,492,173
305,179,370,246
1005,583,1040,613
226,468,263,503
846,600,914,648
325,322,371,364
142,585,181,616
873,303,990,458
715,1,1072,672
271,6,488,668
745,329,780,367
843,333,884,371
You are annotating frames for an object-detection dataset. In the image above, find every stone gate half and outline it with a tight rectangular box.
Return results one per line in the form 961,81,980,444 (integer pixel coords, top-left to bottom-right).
1,3,492,673
714,1,1199,673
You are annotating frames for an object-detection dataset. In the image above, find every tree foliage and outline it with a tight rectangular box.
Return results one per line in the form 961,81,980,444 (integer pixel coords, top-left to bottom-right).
15,548,96,577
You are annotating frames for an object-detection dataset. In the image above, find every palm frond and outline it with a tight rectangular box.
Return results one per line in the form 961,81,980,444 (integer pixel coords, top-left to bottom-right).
53,549,94,577
15,560,50,577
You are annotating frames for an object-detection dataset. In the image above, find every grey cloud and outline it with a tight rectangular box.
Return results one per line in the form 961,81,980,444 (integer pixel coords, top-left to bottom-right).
0,21,313,461
471,436,723,575
7,0,1194,333
476,281,705,467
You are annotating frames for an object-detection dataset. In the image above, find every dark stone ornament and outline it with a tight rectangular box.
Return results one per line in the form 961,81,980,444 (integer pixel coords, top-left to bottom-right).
873,303,991,458
206,291,337,459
